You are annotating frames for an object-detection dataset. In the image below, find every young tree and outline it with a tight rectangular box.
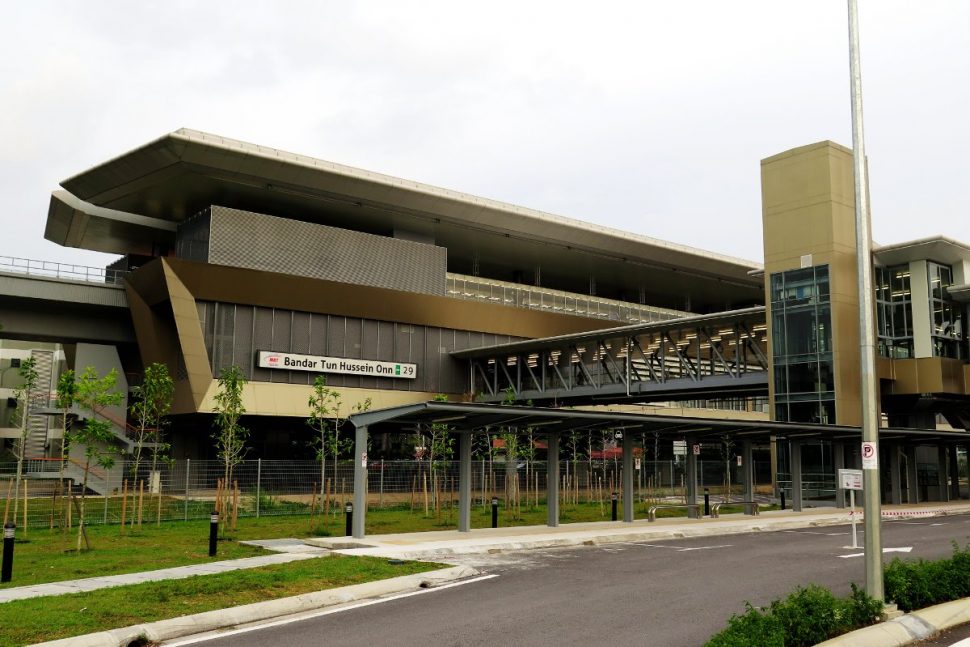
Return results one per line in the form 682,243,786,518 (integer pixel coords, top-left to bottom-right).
53,370,77,526
212,365,249,511
70,367,124,552
424,394,454,517
11,356,39,522
720,434,736,501
307,375,342,512
129,362,175,483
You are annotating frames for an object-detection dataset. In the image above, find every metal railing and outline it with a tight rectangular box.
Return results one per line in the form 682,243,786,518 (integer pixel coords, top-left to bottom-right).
0,256,127,286
0,458,772,529
447,273,689,324
711,501,760,517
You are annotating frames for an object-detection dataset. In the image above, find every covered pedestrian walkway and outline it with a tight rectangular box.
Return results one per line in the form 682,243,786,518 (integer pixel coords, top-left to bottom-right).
346,402,970,538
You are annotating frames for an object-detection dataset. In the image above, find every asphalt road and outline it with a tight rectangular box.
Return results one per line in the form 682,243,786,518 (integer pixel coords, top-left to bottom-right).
169,515,970,647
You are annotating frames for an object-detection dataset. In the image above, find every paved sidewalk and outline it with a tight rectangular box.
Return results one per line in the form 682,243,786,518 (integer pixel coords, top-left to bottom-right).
306,502,970,560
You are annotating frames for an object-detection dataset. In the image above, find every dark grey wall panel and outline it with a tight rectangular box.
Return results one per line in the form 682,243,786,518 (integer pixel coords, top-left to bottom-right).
196,300,519,394
201,206,447,295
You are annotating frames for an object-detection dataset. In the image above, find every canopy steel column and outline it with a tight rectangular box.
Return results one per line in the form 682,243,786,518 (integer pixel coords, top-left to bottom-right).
834,443,846,508
353,425,368,539
547,433,559,527
459,432,472,532
742,441,754,506
951,447,962,500
791,440,803,512
889,443,902,505
939,446,950,502
686,442,697,506
622,435,634,522
905,446,919,504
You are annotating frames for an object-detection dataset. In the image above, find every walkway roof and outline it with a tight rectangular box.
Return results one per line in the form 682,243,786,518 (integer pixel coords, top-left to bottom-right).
349,401,970,445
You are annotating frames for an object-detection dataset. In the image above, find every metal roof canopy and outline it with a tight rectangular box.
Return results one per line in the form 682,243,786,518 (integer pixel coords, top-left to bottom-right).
451,306,766,359
348,401,970,444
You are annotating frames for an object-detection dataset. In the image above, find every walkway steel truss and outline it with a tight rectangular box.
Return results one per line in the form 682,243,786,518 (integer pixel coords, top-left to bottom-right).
455,307,769,404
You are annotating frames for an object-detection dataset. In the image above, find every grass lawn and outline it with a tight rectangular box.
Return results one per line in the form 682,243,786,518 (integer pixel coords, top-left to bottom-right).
0,555,440,646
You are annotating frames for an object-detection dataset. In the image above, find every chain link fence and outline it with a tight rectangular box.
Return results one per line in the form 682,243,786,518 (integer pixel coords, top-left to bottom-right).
0,458,771,529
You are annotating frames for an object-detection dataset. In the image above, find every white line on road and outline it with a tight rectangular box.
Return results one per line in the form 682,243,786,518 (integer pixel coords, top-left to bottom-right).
164,574,500,646
840,547,913,559
639,543,732,552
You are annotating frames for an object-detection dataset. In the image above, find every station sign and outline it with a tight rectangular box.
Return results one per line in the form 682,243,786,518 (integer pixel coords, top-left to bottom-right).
839,468,864,491
257,351,417,379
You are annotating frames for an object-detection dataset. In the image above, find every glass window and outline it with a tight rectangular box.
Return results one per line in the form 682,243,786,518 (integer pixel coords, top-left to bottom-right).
769,264,836,423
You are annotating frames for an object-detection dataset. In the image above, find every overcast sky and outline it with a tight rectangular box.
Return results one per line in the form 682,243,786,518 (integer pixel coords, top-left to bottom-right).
2,1,968,271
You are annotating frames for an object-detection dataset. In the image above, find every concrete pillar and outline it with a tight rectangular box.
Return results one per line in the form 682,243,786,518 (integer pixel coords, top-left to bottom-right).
622,434,634,522
834,443,846,509
939,445,951,503
547,433,559,527
791,440,803,512
686,442,698,505
742,441,754,504
905,446,919,504
459,432,472,532
889,443,902,505
352,425,368,539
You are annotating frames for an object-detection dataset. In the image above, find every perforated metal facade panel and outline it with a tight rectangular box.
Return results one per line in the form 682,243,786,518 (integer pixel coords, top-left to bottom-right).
182,206,447,295
198,301,518,394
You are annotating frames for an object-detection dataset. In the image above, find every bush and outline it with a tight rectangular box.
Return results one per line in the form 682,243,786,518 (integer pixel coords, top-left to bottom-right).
704,603,784,647
705,584,882,647
885,541,970,611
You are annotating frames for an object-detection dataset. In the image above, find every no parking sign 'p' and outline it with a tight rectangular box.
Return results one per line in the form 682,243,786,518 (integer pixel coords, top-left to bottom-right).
861,441,878,470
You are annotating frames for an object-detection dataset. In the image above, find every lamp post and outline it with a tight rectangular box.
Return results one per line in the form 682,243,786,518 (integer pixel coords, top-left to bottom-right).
847,0,883,601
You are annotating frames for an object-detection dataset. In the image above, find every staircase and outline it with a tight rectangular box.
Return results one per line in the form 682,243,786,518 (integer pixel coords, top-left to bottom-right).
24,350,55,457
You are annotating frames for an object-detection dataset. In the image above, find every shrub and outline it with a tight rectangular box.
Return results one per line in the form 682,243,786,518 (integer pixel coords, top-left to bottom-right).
885,541,970,611
704,603,784,647
705,584,882,647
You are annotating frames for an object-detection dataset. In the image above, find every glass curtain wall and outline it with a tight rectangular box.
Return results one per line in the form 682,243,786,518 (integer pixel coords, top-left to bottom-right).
875,264,914,358
770,265,835,423
927,262,964,359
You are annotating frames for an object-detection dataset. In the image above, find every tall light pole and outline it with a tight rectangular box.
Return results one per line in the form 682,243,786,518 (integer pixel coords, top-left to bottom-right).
847,0,883,600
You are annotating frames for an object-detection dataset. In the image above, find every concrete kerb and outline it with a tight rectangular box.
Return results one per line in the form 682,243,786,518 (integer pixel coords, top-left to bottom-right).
816,597,970,646
32,565,479,647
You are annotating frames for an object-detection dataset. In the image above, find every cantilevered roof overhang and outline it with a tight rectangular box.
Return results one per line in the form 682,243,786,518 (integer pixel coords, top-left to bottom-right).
46,129,764,311
348,401,970,445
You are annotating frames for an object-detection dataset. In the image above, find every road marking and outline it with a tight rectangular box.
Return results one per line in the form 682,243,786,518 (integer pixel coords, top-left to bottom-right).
783,530,831,535
840,547,913,559
165,574,499,646
640,543,732,552
826,532,848,536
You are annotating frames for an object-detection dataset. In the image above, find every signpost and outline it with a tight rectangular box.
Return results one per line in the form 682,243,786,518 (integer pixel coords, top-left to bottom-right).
839,468,864,549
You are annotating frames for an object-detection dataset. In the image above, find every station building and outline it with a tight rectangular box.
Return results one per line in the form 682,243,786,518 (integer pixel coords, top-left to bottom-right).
2,130,969,508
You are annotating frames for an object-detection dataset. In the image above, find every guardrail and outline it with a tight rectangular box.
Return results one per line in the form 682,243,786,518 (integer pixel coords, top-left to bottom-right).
647,503,701,521
0,255,127,285
711,501,760,517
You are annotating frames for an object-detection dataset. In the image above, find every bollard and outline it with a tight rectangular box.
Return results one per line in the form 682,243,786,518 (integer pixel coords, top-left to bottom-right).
491,497,498,528
345,502,353,537
780,490,786,511
611,492,618,521
704,488,711,517
2,523,14,583
208,512,219,557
